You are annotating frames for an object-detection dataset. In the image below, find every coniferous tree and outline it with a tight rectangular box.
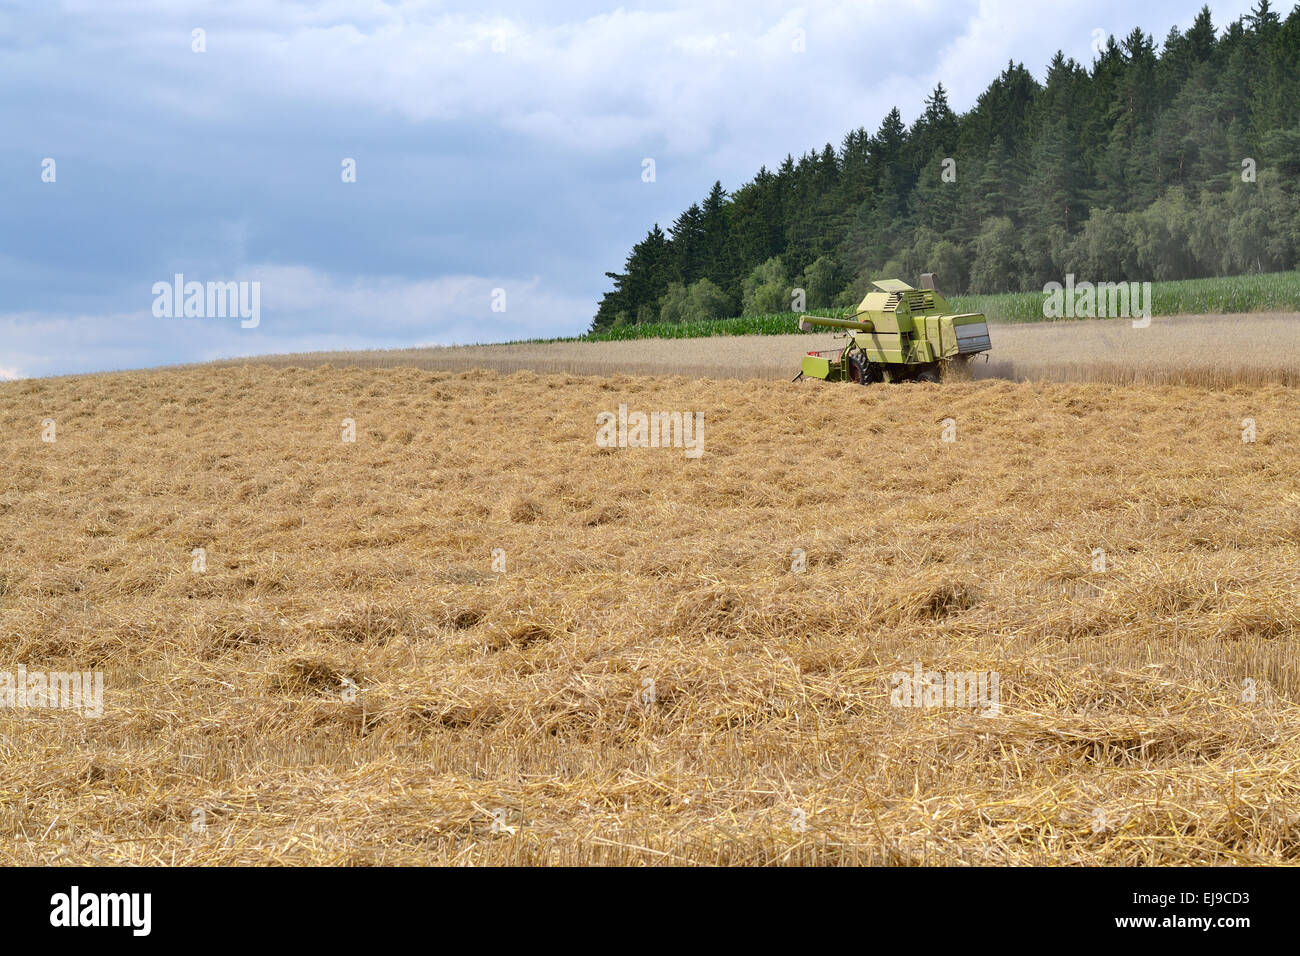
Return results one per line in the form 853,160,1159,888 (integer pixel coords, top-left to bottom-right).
590,4,1300,328
668,204,705,286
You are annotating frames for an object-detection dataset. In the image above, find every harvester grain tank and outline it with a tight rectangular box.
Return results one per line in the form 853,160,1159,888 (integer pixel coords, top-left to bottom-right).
795,274,991,384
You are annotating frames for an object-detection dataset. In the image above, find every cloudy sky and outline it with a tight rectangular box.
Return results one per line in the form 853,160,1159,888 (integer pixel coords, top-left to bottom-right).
1,0,1261,378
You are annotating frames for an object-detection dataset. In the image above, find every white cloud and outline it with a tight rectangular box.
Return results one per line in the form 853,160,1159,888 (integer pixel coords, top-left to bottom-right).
0,267,592,376
82,0,1257,173
248,265,592,341
37,2,977,160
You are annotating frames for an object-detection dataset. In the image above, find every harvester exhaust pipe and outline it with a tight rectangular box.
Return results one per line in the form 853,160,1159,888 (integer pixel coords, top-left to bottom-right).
919,272,941,295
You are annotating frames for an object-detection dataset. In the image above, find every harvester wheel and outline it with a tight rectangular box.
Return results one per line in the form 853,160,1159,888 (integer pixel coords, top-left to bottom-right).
914,367,941,384
848,354,881,385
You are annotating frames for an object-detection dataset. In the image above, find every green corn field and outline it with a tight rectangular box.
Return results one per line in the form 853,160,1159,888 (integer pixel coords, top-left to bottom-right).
583,270,1300,341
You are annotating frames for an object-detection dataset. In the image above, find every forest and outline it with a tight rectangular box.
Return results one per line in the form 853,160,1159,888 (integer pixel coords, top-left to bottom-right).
591,3,1300,331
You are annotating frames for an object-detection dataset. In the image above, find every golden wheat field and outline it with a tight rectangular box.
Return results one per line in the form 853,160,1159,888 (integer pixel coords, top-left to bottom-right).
204,312,1300,388
2,361,1300,865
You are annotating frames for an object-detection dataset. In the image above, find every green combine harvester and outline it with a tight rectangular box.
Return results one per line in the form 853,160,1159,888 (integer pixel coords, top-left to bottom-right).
795,274,991,384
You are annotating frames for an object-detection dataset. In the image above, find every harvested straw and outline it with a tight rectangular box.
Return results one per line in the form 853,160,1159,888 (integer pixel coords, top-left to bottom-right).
1,365,1298,864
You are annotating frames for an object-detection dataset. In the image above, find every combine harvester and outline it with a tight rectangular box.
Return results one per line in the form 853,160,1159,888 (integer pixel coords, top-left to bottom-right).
795,274,991,384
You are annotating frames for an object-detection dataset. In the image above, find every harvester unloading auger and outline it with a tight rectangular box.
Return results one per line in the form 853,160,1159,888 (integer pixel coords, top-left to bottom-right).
794,273,991,384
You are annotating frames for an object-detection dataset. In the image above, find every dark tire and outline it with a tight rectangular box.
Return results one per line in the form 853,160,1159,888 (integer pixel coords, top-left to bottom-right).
852,356,883,385
914,367,941,384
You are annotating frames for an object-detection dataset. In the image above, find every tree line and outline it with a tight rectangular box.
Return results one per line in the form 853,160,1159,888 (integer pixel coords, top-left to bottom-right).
592,3,1300,331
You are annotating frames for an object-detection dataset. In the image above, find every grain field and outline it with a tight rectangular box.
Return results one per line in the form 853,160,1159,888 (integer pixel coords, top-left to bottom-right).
198,312,1300,388
2,365,1298,864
